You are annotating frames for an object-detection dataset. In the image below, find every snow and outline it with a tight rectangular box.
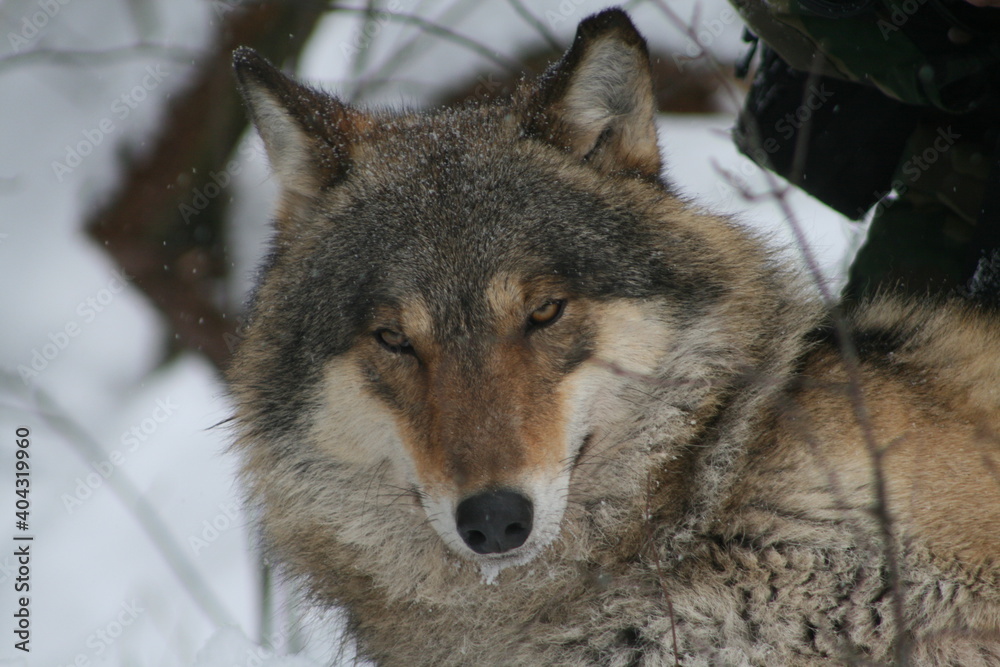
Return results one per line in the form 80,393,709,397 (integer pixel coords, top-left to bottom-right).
656,113,859,292
193,628,321,667
0,1,856,665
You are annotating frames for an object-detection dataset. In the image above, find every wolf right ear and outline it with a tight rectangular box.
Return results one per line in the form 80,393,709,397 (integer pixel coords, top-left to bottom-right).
521,9,661,182
233,48,363,206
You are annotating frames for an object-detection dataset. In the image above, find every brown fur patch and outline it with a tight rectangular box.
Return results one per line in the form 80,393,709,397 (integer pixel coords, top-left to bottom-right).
346,277,590,496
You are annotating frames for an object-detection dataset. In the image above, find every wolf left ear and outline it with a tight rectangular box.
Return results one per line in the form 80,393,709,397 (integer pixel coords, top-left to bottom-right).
522,9,661,181
233,48,363,207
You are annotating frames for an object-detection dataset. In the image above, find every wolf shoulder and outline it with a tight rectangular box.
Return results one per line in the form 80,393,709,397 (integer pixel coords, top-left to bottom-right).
739,295,1000,568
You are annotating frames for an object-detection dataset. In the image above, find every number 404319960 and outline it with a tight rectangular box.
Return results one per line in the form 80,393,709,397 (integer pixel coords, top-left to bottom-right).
14,427,29,531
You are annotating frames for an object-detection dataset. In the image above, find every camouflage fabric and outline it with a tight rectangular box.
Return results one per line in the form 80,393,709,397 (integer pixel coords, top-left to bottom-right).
731,0,1000,300
844,117,994,298
731,0,1000,112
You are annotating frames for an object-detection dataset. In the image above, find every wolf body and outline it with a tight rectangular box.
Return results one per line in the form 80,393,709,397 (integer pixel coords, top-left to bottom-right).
229,10,1000,665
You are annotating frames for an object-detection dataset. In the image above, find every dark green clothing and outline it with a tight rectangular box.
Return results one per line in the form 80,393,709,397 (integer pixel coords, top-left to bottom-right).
731,0,1000,112
731,0,1000,301
846,118,990,299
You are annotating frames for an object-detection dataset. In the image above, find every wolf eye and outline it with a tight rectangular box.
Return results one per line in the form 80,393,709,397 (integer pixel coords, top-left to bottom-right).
528,300,565,329
375,328,414,354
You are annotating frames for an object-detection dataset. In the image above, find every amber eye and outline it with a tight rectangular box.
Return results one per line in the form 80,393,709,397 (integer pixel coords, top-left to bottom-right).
528,300,565,329
375,328,413,354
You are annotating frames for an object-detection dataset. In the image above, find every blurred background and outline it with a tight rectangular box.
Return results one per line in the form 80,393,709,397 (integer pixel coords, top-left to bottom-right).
0,0,854,664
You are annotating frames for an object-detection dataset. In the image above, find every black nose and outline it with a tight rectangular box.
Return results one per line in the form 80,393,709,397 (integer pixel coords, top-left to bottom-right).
455,489,533,554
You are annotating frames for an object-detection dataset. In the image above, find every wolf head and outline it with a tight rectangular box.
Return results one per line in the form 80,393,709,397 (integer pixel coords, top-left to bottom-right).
230,9,795,581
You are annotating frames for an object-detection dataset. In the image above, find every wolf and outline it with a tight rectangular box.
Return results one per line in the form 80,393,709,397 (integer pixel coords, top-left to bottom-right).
228,9,1000,665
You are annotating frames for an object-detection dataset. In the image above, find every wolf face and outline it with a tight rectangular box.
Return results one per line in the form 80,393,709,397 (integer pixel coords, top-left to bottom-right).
229,11,784,577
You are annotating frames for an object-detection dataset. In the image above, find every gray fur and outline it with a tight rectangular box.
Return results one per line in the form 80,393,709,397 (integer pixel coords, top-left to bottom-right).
229,9,1000,665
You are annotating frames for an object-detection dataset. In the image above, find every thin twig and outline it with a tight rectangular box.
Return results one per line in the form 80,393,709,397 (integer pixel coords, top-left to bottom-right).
650,0,744,111
346,0,483,102
655,3,910,662
749,170,909,665
328,4,522,74
346,0,380,88
645,469,681,666
0,43,200,72
507,0,561,52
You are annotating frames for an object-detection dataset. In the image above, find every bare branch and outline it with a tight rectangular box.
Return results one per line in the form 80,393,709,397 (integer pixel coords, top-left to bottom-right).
327,3,523,74
507,0,561,52
85,1,328,372
0,43,200,72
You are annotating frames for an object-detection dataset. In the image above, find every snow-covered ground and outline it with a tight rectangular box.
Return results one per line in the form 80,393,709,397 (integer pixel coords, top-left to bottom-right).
0,1,857,665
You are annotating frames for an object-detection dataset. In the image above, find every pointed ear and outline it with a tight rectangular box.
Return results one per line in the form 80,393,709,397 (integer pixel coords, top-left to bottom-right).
232,47,364,204
521,9,661,181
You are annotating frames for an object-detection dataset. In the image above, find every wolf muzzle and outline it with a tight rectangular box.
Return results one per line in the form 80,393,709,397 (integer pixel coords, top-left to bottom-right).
455,489,533,554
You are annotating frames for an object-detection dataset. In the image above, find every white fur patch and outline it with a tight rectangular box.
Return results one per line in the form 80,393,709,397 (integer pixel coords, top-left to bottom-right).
311,355,410,470
241,85,319,198
562,40,638,134
558,37,658,166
